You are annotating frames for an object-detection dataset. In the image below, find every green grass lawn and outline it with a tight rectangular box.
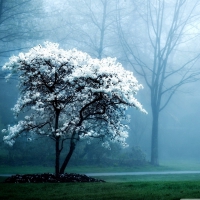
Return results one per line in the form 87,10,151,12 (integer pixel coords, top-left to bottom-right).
1,162,200,199
1,173,200,200
1,180,200,200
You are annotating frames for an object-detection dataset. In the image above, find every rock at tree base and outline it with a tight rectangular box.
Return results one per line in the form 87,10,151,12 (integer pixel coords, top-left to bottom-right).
4,173,105,183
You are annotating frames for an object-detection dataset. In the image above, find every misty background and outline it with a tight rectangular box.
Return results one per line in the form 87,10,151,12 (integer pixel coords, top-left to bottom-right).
0,0,200,168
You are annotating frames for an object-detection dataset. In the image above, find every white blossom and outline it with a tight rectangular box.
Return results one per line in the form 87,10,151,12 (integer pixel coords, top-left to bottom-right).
2,42,146,149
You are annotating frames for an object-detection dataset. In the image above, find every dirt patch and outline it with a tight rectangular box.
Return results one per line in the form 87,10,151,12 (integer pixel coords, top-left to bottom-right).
4,173,105,183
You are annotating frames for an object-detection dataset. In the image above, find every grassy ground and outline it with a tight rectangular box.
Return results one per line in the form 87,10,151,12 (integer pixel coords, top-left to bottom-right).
1,174,200,200
1,180,200,200
1,162,200,199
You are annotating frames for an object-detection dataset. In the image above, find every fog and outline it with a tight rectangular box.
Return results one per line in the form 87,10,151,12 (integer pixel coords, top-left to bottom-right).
1,0,200,171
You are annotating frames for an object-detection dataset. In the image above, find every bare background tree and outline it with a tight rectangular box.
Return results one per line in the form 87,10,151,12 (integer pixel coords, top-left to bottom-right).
0,0,44,80
117,0,200,165
43,0,120,59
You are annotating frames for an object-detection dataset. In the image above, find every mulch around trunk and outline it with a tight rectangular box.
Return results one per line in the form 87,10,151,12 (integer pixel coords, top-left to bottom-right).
4,173,105,183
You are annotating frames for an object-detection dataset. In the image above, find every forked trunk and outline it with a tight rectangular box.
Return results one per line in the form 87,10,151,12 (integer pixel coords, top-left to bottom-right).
55,109,61,177
59,140,76,174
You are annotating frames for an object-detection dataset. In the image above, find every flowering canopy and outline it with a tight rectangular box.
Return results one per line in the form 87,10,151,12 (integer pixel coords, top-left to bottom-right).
2,42,146,149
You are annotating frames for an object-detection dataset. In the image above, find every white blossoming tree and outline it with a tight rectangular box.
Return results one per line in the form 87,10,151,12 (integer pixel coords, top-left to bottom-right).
2,42,146,176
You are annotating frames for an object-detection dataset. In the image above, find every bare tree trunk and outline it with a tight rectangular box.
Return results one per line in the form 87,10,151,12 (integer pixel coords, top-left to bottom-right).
97,0,107,59
59,140,76,174
151,109,159,166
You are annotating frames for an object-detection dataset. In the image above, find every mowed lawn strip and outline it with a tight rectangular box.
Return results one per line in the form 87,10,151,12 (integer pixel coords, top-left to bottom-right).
1,181,200,200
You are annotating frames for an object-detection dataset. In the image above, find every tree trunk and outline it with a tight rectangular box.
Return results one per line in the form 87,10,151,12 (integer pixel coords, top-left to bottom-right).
151,109,159,166
55,136,60,177
59,140,76,174
54,109,60,177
